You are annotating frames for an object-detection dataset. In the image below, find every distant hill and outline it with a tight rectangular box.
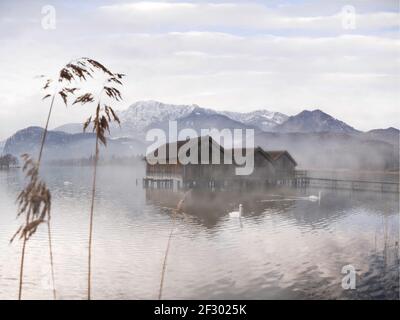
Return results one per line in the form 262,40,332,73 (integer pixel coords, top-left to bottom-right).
275,109,359,134
0,140,5,155
52,123,87,135
3,127,146,161
364,127,399,145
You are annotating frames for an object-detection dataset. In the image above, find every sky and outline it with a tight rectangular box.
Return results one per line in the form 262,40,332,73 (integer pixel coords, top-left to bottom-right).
0,0,399,140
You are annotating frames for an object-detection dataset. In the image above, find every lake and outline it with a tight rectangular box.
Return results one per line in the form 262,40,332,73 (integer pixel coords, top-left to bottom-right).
0,166,398,299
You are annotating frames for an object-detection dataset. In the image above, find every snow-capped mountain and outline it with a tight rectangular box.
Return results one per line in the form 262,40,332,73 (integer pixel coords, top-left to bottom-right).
221,110,288,132
275,109,359,134
118,100,208,133
54,100,284,137
175,107,258,134
136,104,258,140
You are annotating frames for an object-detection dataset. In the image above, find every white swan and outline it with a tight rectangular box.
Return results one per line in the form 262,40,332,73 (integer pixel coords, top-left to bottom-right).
260,191,322,205
63,181,72,186
229,204,243,218
308,191,322,203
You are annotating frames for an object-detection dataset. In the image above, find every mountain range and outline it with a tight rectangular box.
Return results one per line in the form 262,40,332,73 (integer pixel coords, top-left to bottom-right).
2,127,145,161
52,100,395,138
2,100,399,170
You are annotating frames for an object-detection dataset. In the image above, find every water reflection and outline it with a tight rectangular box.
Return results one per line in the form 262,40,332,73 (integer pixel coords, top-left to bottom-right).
0,166,398,299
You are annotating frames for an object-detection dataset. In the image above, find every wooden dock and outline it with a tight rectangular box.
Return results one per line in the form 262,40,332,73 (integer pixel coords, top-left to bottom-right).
143,170,399,193
294,170,399,193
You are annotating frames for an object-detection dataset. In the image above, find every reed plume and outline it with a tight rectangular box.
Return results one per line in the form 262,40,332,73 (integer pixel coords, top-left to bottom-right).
11,155,52,300
71,59,124,299
12,58,103,300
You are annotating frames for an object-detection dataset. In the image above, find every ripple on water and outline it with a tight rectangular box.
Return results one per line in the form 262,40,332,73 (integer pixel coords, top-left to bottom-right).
0,168,398,299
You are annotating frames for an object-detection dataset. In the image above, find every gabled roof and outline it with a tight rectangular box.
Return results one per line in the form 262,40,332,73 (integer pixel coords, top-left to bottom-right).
264,150,297,166
228,146,273,162
147,137,297,167
147,135,225,161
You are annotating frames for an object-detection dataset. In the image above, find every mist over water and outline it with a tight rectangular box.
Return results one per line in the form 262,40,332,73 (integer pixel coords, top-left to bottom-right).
0,165,398,299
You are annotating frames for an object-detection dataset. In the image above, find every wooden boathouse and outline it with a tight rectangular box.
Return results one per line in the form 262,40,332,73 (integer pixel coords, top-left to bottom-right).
143,136,297,190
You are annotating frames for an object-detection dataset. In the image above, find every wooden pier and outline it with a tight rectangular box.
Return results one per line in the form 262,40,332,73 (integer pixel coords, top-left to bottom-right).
143,170,399,193
143,177,181,190
294,170,399,193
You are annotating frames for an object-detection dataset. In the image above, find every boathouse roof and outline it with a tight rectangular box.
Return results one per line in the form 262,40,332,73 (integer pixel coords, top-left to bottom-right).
265,150,297,166
147,136,297,167
147,135,224,162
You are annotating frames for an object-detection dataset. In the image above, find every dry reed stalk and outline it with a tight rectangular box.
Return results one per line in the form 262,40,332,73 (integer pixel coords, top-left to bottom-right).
11,155,52,299
12,58,102,299
87,134,99,299
158,211,176,300
12,58,123,300
38,94,57,300
18,236,27,300
158,190,191,299
71,60,124,299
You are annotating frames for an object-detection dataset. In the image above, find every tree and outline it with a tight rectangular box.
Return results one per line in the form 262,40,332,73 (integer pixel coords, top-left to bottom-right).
0,154,18,169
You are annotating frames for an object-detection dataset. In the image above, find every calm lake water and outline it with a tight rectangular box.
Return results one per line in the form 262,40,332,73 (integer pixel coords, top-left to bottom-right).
0,166,399,300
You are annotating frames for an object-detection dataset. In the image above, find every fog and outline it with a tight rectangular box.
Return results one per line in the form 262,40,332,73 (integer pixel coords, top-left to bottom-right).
255,131,399,173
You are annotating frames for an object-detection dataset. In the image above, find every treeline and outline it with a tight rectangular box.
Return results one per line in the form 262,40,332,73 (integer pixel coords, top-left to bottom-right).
0,154,18,169
46,154,145,167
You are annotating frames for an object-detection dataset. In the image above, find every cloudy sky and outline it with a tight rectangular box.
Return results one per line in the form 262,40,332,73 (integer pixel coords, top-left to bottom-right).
0,0,399,140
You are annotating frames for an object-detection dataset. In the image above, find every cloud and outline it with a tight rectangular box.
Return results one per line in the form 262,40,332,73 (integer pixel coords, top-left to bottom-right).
0,1,399,139
98,2,398,33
